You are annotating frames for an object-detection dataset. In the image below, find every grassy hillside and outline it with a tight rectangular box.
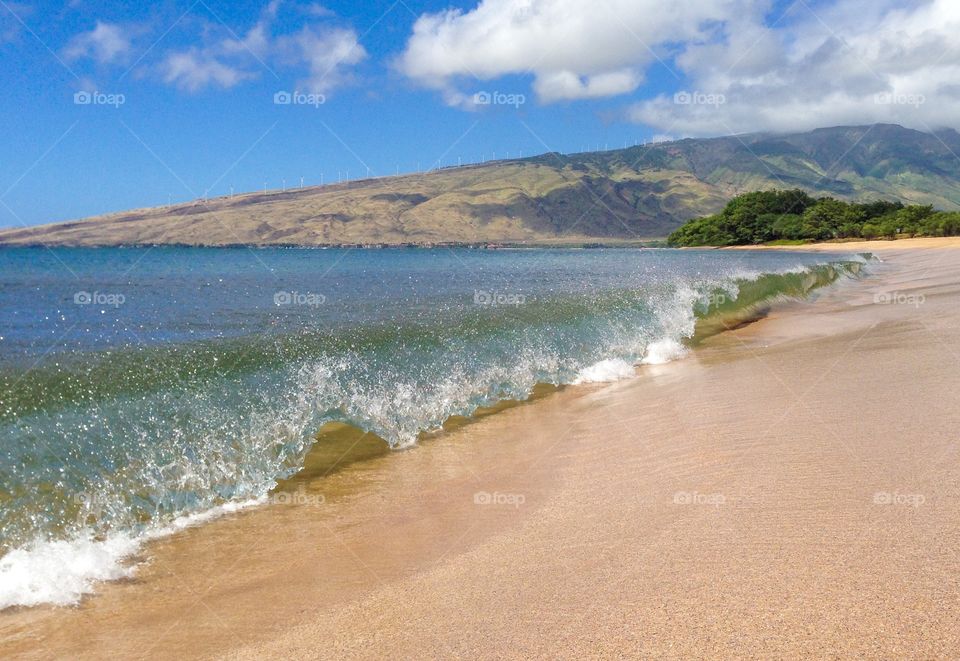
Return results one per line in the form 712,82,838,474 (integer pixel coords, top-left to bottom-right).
3,124,960,246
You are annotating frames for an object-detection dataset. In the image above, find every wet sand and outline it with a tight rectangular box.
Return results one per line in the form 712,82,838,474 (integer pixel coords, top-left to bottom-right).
3,242,960,659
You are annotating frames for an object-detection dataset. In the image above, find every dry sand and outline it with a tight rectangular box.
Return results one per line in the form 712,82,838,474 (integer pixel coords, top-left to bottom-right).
728,235,960,251
2,242,960,659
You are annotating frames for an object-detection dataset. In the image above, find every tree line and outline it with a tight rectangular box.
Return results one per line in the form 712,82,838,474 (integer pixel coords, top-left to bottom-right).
667,190,960,246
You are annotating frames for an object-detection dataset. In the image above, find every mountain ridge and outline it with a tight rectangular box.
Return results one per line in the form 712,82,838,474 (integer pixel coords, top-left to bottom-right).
3,123,960,246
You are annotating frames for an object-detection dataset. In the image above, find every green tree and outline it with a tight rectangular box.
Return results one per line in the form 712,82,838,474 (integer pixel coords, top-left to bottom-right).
666,190,953,246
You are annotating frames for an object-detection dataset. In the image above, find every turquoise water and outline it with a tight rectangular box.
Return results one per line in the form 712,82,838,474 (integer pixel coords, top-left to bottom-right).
0,246,863,607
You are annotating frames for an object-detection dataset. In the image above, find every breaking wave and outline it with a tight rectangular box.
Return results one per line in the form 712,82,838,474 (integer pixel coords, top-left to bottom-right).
0,254,865,608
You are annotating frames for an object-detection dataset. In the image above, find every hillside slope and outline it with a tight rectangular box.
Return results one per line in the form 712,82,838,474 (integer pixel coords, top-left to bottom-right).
3,124,959,246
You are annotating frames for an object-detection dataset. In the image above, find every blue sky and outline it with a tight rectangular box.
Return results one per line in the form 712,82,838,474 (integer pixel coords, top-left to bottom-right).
1,0,956,227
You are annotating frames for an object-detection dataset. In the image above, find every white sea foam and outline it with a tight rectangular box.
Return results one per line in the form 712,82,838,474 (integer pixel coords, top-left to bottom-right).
143,496,266,541
0,535,139,609
641,338,688,365
0,496,266,610
573,358,636,384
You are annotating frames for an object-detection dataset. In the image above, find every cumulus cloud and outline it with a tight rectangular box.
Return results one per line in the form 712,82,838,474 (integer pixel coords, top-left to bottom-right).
396,0,757,104
63,21,133,64
303,3,335,18
158,2,277,91
158,1,364,93
535,68,641,102
397,0,960,134
629,0,960,135
160,50,254,91
276,25,365,93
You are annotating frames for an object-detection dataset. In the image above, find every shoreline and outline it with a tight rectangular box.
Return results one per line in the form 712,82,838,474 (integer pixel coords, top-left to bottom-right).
3,243,960,658
0,240,664,249
4,235,960,251
723,236,960,252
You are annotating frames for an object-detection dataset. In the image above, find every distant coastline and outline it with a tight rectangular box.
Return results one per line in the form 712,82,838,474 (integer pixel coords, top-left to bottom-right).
0,239,665,249
3,124,960,249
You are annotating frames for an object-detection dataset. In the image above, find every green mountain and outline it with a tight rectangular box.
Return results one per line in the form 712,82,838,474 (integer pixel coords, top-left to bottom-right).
3,123,959,246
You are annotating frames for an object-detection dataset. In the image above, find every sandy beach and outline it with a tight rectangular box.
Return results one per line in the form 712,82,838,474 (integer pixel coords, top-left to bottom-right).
3,239,960,659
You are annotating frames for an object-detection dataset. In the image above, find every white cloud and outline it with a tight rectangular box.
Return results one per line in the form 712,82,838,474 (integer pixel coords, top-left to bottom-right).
160,50,253,91
276,26,366,94
534,68,641,102
630,0,960,135
398,0,960,134
220,0,279,59
303,3,335,18
396,0,759,104
158,2,364,94
158,3,276,92
64,21,133,64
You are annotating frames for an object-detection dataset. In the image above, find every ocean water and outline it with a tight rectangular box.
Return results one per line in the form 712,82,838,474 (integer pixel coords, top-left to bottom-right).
0,246,864,607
